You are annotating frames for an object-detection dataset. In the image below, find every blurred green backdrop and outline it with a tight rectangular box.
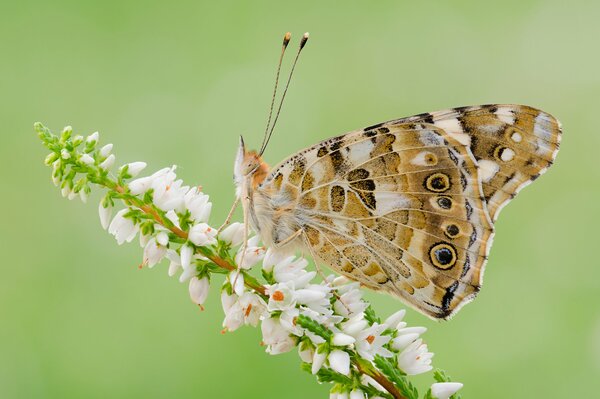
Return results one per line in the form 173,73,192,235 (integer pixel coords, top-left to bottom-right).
1,0,599,398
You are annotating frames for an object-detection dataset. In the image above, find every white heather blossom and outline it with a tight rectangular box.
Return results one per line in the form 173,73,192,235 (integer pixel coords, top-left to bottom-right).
341,314,369,336
220,222,245,246
108,208,139,245
184,187,212,222
229,270,245,296
330,393,348,399
100,154,115,169
189,276,210,305
222,292,269,331
328,349,350,375
431,382,463,399
151,167,188,212
143,237,167,267
262,247,290,273
354,323,392,361
189,223,217,246
180,244,193,270
384,309,406,330
266,281,297,311
332,332,356,346
61,149,71,159
123,161,147,177
166,249,182,277
397,338,434,375
334,282,368,318
298,344,315,363
261,317,296,355
86,131,99,144
99,143,113,158
80,153,94,165
128,176,153,195
156,231,169,246
392,324,427,352
235,236,265,270
99,202,112,230
312,350,327,374
349,389,366,399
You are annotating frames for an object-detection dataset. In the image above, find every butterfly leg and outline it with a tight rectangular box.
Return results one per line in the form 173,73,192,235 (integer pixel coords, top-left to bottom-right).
217,197,240,233
231,197,249,291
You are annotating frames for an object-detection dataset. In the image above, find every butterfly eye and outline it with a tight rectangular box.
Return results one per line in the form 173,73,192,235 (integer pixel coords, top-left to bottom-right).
429,243,457,270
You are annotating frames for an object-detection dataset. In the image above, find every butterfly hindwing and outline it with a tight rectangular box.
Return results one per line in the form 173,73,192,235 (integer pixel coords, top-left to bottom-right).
259,123,494,319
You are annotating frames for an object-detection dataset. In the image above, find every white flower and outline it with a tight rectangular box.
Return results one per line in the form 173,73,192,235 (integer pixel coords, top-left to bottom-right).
80,153,94,165
221,292,268,331
261,317,295,355
86,131,99,144
354,323,392,361
330,393,348,399
143,237,167,267
383,309,406,330
122,162,147,177
235,236,265,269
100,154,115,169
184,188,212,222
180,244,193,270
220,222,245,246
166,249,182,277
311,349,327,374
189,276,210,306
333,282,367,318
349,389,366,399
332,332,356,346
397,338,433,375
341,314,369,336
128,176,153,195
188,223,217,246
328,350,350,375
156,231,169,246
60,149,71,159
151,167,188,212
99,143,112,158
266,281,296,311
229,270,245,296
108,208,139,245
431,382,463,399
391,324,427,351
298,344,315,363
262,247,290,273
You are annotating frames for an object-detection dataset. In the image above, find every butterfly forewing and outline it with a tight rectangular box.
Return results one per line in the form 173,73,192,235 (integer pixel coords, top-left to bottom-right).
393,105,562,221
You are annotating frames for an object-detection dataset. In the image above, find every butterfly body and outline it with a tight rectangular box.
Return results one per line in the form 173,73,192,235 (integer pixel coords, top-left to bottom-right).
233,104,561,319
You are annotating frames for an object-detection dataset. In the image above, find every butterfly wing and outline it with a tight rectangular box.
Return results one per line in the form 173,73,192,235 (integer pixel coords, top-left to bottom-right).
256,104,560,319
392,105,562,221
259,123,494,319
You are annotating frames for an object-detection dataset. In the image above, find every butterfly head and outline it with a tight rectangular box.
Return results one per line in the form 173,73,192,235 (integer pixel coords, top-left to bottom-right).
234,136,269,194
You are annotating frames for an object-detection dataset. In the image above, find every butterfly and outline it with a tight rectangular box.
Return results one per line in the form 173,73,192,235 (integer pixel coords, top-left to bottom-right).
231,34,561,319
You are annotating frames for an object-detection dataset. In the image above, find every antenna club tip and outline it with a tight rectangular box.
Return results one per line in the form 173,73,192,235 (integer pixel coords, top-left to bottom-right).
300,32,309,49
283,32,291,47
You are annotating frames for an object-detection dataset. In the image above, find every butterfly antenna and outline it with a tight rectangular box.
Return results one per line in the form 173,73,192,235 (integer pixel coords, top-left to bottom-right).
259,32,292,155
260,32,309,155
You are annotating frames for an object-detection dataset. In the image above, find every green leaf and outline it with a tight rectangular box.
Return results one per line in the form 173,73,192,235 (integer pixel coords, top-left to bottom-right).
364,305,381,325
296,314,333,341
373,355,419,399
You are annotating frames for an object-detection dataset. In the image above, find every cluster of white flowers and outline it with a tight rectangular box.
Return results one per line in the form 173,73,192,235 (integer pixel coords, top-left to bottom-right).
38,123,464,399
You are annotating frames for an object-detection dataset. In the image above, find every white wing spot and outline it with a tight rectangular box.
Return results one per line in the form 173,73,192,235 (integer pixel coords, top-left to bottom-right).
478,159,500,182
433,118,471,145
501,148,515,162
495,107,516,124
374,192,411,216
411,151,437,166
510,132,522,143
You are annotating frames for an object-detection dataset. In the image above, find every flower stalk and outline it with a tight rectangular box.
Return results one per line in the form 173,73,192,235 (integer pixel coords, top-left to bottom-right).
36,122,463,399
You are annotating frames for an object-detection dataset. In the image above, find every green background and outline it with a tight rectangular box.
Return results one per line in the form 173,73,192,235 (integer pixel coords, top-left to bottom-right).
2,1,599,398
